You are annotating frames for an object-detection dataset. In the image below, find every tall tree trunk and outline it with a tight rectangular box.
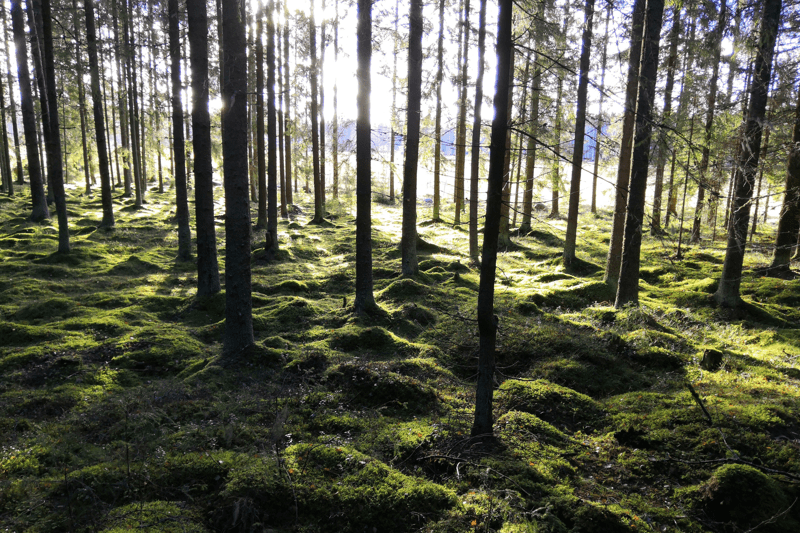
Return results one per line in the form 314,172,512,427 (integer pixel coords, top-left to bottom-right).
84,0,114,228
282,3,292,205
331,0,339,199
431,0,445,222
266,0,278,258
389,0,399,203
71,0,92,195
750,125,770,241
124,0,143,207
770,84,800,271
562,0,595,267
614,0,665,306
13,0,45,220
2,5,22,186
651,5,680,233
187,0,220,296
255,6,266,229
309,0,323,223
549,15,568,219
168,0,192,261
0,70,12,197
27,0,52,205
221,0,254,355
354,0,375,315
690,3,726,244
472,0,512,440
401,0,422,277
454,0,470,227
319,0,326,210
714,0,781,307
519,52,540,235
39,0,69,253
590,5,609,215
277,11,287,219
112,1,131,197
603,0,645,289
497,47,515,248
468,0,487,261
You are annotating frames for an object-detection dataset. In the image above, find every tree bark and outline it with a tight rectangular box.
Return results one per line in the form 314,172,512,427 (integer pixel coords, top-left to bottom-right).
603,0,645,289
309,0,323,223
39,0,69,253
562,0,595,267
168,0,192,261
187,0,220,296
2,5,22,187
770,85,800,270
472,0,512,440
389,0,399,203
590,5,609,215
431,0,445,222
651,6,680,233
221,0,254,355
354,0,375,315
690,3,726,244
255,6,266,229
468,0,487,261
282,3,292,205
266,0,278,258
401,0,423,277
84,0,114,228
615,0,665,306
714,0,781,307
331,0,339,199
549,15,568,219
454,0,470,226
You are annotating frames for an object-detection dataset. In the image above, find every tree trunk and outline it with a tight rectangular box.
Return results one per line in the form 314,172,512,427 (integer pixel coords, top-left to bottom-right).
331,0,339,199
266,0,278,258
255,6,266,229
431,0,445,222
319,1,326,211
472,0,512,440
549,15,568,219
39,0,68,253
70,0,92,195
614,0,665,306
714,0,781,307
603,0,645,289
590,5,609,216
401,0,423,277
111,1,132,197
168,0,192,261
84,0,114,228
187,0,220,296
11,0,50,216
690,3,726,244
468,0,487,261
497,47,514,248
277,13,287,219
354,0,376,315
562,0,595,267
309,0,323,223
282,3,292,205
27,0,52,205
123,0,143,207
651,6,680,233
0,71,12,197
389,0,399,203
770,84,800,270
221,0,254,355
454,0,470,226
2,5,22,186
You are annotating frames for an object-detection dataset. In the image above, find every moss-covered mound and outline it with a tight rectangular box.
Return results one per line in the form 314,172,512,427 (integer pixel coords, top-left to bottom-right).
497,379,605,430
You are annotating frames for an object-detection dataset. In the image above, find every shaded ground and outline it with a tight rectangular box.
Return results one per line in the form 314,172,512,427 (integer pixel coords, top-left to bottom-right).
2,187,800,532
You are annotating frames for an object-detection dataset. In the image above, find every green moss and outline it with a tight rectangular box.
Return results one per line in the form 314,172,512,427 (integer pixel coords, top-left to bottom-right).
14,297,80,322
527,281,615,310
377,278,430,300
496,411,570,446
326,361,437,413
110,325,207,372
106,255,163,276
329,325,414,354
101,501,209,532
695,464,796,532
252,296,321,333
0,320,61,344
498,379,604,430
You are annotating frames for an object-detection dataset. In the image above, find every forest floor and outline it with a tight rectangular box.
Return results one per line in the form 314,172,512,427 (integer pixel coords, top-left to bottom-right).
2,185,800,532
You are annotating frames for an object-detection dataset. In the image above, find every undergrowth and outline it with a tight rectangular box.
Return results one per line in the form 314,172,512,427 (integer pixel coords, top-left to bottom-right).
2,186,800,532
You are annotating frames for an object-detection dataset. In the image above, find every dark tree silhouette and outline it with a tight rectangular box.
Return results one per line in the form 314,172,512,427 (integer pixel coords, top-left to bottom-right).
401,0,422,277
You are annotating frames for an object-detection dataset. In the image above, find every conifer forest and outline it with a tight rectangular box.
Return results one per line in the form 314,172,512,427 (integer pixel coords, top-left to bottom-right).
5,0,800,530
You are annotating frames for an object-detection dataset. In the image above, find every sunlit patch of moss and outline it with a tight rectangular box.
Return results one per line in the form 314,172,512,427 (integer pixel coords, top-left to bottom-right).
497,379,605,431
377,278,432,301
110,325,207,372
252,296,321,335
328,324,417,356
101,501,209,533
106,255,164,276
326,361,437,414
524,281,615,310
0,320,61,345
13,297,82,323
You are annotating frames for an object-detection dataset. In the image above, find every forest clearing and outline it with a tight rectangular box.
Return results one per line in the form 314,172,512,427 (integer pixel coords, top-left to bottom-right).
2,188,800,532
